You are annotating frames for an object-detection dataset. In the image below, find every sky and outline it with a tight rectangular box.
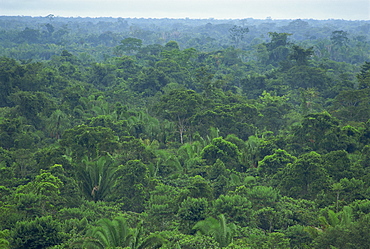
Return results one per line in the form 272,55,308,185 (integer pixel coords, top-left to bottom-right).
1,0,369,20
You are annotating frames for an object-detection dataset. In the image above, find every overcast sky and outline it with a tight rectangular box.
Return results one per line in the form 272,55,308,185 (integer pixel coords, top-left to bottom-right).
1,0,369,20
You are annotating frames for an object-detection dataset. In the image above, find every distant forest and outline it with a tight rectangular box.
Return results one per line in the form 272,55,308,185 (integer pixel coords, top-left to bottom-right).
0,16,370,248
1,16,369,63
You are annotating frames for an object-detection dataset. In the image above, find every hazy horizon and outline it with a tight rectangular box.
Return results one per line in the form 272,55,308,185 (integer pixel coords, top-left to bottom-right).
2,0,369,20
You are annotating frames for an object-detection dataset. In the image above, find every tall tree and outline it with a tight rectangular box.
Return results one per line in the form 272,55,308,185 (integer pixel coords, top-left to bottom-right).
258,149,296,179
45,109,70,139
178,197,209,234
60,125,119,161
289,45,314,66
331,30,349,47
290,112,345,153
192,103,259,141
154,89,204,144
112,160,149,212
201,137,242,172
264,32,292,65
10,91,55,128
115,37,143,56
357,62,370,89
229,25,249,47
277,151,331,199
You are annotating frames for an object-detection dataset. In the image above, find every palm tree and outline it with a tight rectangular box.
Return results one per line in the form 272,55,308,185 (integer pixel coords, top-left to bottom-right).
127,110,162,140
45,109,69,139
228,173,256,189
154,149,182,177
193,214,236,248
240,135,261,168
77,216,132,249
196,127,220,148
157,119,175,144
130,221,165,249
319,206,353,229
76,217,164,249
77,156,117,202
177,141,203,174
306,206,354,238
91,98,110,116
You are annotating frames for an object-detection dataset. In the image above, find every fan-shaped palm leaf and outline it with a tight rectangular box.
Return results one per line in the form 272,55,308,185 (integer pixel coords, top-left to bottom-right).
193,214,236,248
130,221,165,249
86,216,132,248
77,156,117,201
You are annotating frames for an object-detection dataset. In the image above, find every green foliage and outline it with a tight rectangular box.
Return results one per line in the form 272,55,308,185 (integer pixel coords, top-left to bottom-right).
88,63,117,88
330,88,370,123
229,25,249,47
0,58,45,106
77,156,117,202
244,185,281,209
132,67,170,96
201,137,242,172
335,178,369,204
285,65,330,90
10,91,55,127
154,89,204,143
284,225,313,248
116,38,143,56
1,16,370,249
277,196,319,228
331,30,349,47
57,200,120,222
0,229,10,249
82,216,132,248
290,112,345,154
264,32,292,66
258,149,296,178
177,141,204,175
117,136,156,164
251,232,291,249
112,160,149,212
33,146,72,172
357,62,370,89
323,150,353,181
277,151,331,199
192,103,259,141
256,91,291,133
178,197,209,233
12,216,64,249
15,168,64,214
77,216,165,248
193,214,237,247
0,117,40,149
146,184,182,231
289,45,314,66
213,194,252,227
159,230,219,249
187,175,214,200
60,125,119,161
312,212,370,249
235,228,290,249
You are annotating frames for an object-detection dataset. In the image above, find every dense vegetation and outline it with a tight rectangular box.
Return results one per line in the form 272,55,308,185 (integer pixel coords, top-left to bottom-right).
0,15,370,248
